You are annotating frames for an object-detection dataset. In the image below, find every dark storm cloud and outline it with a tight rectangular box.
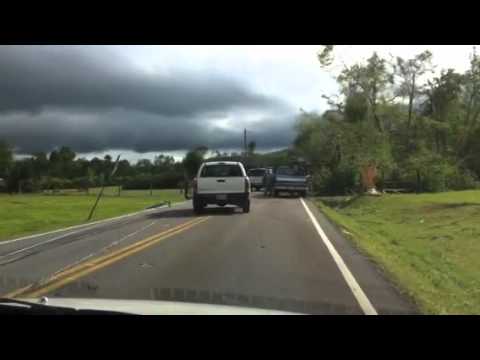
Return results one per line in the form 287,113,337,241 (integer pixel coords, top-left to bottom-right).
0,109,296,154
0,46,296,153
0,46,285,116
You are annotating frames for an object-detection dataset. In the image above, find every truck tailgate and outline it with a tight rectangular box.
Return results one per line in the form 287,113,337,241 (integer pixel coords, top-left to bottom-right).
198,177,245,194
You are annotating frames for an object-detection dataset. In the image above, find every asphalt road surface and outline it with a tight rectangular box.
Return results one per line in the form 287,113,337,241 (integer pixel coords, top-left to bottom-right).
0,193,417,314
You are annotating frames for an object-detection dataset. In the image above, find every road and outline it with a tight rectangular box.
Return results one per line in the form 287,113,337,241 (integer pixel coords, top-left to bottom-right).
0,193,416,314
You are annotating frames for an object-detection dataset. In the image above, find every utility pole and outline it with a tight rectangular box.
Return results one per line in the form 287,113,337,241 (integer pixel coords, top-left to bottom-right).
243,128,248,166
87,154,121,221
244,128,247,156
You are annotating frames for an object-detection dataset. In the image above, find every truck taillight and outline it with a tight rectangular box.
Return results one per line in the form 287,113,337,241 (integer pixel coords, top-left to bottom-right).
193,177,198,193
244,177,250,193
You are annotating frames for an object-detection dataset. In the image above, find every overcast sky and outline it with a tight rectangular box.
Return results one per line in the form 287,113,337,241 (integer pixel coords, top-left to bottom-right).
1,45,477,162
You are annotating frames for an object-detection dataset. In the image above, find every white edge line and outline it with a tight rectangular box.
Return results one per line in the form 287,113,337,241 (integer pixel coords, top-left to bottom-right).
299,197,378,315
0,200,189,245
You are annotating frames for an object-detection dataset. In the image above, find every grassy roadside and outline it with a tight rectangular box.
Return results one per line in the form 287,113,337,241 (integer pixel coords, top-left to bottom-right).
0,189,185,242
315,191,480,314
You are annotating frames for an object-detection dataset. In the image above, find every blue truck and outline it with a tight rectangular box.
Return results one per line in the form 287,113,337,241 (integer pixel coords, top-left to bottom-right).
263,165,309,197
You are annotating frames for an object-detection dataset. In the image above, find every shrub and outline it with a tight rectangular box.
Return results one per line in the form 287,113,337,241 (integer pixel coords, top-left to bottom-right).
41,177,73,191
311,167,331,195
329,163,360,195
122,172,183,190
0,178,6,192
122,175,151,190
19,179,40,193
446,168,478,190
416,162,479,193
71,177,93,191
312,163,360,196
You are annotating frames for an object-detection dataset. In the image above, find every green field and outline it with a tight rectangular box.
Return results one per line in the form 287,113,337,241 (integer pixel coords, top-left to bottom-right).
44,186,184,197
316,191,480,314
0,189,185,242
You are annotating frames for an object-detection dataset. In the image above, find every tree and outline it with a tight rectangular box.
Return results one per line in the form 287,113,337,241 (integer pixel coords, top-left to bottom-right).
344,91,369,123
49,150,60,163
462,126,480,177
182,148,205,179
153,154,175,174
115,159,134,177
317,45,334,67
195,146,209,157
0,140,13,179
393,50,434,132
423,69,463,155
7,158,35,193
247,141,256,155
403,142,456,193
294,107,393,195
87,167,96,188
48,150,62,177
103,154,113,182
58,146,76,163
294,111,339,170
136,159,153,174
337,52,394,132
72,158,90,178
316,50,396,193
32,152,49,177
308,47,449,193
458,47,480,157
48,146,76,178
89,157,104,176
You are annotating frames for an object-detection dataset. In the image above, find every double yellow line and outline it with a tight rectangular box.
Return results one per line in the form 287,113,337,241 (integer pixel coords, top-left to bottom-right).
4,216,210,299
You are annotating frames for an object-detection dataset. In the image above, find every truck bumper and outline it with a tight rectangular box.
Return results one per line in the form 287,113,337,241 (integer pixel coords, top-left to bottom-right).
274,186,307,191
195,193,249,206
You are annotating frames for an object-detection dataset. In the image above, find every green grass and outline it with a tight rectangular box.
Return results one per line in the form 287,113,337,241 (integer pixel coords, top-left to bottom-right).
315,190,480,314
86,186,174,197
49,186,184,198
0,189,185,242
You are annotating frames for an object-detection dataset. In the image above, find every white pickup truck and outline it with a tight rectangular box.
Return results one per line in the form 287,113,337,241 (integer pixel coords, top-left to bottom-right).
193,161,250,214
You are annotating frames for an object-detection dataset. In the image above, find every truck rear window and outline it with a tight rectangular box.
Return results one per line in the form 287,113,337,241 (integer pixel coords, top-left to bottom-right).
276,166,306,176
200,164,243,177
248,169,266,177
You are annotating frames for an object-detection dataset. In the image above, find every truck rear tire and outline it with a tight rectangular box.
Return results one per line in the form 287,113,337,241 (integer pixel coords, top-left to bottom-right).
242,199,250,213
193,197,204,214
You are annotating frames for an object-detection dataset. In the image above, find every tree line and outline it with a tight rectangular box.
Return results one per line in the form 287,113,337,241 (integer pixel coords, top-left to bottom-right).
0,140,291,194
0,143,186,193
294,46,480,195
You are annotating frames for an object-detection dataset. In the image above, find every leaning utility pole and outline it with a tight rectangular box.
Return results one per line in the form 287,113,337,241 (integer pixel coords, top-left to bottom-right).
87,154,121,221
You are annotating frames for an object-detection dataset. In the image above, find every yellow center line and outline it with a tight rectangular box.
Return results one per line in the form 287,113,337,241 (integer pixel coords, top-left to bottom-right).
3,216,210,299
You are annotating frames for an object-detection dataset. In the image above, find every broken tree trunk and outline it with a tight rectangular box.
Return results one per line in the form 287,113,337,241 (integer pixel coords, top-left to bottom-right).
361,163,381,196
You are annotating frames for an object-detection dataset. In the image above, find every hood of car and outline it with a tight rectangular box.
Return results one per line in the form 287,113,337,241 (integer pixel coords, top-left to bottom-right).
19,297,301,315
